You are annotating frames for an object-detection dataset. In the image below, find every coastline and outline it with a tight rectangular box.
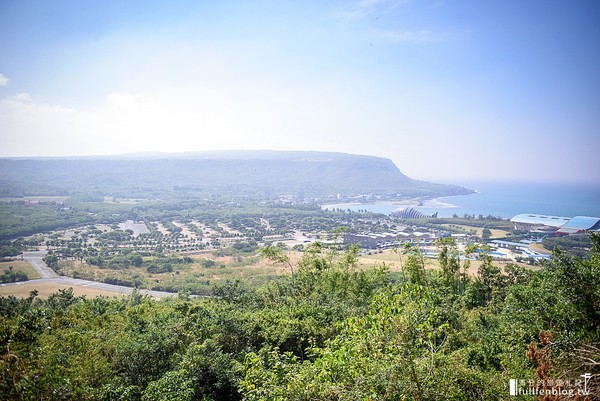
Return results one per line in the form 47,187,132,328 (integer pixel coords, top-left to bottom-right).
421,197,458,209
320,181,600,218
321,198,429,211
321,196,458,210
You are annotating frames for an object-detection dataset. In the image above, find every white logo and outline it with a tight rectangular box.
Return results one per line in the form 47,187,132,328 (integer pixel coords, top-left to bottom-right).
509,374,593,397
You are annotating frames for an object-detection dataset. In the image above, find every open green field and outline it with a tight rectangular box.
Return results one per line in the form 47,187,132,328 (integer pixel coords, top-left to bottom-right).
358,249,536,276
55,251,301,295
0,248,540,299
1,241,539,301
530,243,551,254
0,259,41,279
440,223,510,239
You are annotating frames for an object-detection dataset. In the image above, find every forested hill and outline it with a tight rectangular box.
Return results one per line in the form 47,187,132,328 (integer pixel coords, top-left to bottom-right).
0,151,471,198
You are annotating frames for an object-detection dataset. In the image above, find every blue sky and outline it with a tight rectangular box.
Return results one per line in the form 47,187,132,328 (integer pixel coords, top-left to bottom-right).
0,0,599,183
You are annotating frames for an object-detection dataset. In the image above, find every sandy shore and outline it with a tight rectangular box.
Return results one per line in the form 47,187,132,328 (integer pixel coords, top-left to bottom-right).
321,195,464,210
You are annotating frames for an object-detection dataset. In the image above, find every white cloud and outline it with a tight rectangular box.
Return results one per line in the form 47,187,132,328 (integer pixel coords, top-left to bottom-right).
0,84,307,156
0,94,106,156
13,93,32,102
107,92,146,108
0,73,8,86
1,82,596,182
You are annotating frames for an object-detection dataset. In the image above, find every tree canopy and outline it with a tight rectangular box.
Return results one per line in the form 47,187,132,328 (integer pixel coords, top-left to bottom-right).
1,234,599,400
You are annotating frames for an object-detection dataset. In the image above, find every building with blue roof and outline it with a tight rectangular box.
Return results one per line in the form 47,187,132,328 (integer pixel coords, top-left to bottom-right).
557,216,600,235
511,213,600,235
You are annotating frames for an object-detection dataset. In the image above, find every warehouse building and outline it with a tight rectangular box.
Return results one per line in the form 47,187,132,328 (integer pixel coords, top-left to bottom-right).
556,216,600,235
510,214,600,235
510,214,570,233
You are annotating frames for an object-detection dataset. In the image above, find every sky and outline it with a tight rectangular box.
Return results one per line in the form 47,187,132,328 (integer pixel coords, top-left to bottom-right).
0,0,599,184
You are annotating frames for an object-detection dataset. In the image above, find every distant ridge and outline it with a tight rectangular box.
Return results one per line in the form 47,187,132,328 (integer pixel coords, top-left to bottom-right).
0,150,472,199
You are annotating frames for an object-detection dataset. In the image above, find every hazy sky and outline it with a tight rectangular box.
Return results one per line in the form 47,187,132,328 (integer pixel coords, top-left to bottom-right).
1,0,599,183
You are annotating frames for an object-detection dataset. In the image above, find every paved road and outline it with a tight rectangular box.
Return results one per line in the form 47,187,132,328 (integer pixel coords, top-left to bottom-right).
7,250,178,298
22,250,59,278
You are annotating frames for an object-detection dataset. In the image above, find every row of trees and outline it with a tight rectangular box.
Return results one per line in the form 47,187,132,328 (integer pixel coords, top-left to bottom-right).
0,266,28,283
1,235,598,400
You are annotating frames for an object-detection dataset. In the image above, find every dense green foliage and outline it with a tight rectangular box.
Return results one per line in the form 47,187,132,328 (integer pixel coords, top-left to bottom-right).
0,195,416,241
421,216,511,229
542,234,593,258
0,202,97,240
0,244,21,258
0,266,28,283
1,235,599,400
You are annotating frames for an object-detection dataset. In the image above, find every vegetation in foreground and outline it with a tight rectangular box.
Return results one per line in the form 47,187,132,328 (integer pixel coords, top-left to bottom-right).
1,235,599,400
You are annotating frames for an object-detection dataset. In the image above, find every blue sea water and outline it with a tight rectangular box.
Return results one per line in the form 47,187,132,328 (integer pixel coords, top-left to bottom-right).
324,181,600,219
420,181,600,218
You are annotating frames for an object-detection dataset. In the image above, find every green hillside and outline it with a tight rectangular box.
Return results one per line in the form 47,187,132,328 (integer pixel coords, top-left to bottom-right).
0,151,471,199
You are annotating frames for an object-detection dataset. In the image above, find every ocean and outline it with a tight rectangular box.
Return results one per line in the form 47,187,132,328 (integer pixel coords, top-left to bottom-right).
322,181,600,219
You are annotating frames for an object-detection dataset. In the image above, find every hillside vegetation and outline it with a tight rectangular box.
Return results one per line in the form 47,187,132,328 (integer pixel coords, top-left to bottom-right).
1,235,598,400
0,151,470,198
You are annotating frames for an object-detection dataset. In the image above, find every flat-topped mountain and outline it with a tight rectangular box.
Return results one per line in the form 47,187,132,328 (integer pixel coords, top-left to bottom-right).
0,151,471,199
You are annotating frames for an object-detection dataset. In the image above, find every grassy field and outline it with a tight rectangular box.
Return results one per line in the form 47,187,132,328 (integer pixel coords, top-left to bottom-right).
54,251,298,295
0,260,125,298
358,249,535,276
0,260,41,279
0,248,538,299
439,224,510,239
530,243,551,254
0,251,301,299
0,281,130,298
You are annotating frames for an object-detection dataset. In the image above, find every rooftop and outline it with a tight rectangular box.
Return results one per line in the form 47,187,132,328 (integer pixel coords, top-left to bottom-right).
558,216,600,231
490,240,530,248
510,214,571,228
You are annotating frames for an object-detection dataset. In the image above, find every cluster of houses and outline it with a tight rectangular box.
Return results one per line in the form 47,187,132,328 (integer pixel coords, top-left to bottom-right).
341,231,463,250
